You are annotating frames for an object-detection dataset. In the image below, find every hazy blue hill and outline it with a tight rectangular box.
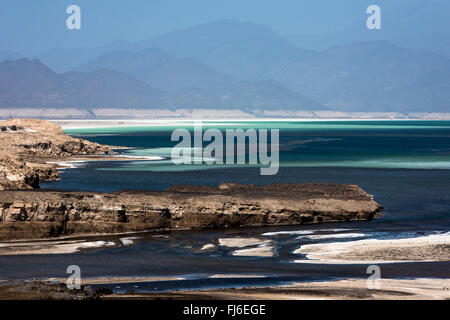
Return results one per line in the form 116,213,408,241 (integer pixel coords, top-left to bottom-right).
34,19,307,79
35,48,102,74
0,59,165,109
0,50,23,62
34,40,131,73
163,80,324,111
163,87,223,109
271,41,450,111
376,67,450,112
116,21,450,112
220,80,323,111
78,48,234,93
0,59,73,108
63,69,165,108
78,47,323,111
131,19,312,81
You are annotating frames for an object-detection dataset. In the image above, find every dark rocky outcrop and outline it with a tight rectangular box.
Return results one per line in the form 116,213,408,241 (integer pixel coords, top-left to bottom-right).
0,183,383,240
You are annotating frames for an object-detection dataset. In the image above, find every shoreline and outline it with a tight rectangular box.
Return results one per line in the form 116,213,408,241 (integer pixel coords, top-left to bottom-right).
1,277,448,300
292,231,450,264
104,277,450,300
53,118,450,130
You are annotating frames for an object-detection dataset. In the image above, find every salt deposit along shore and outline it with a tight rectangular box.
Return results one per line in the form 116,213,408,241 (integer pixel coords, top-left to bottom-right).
292,231,450,264
53,117,450,130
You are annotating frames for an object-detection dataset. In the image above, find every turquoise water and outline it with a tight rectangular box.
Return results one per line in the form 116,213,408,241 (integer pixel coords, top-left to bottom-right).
66,120,450,134
66,120,450,171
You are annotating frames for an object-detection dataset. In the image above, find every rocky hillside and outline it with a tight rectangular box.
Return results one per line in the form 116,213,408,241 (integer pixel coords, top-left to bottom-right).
0,118,114,190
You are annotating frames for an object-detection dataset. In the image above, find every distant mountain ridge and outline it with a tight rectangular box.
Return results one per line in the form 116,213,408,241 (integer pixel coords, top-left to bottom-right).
78,48,234,93
0,58,323,112
129,19,313,81
270,41,450,111
374,67,450,112
78,47,323,110
0,59,165,109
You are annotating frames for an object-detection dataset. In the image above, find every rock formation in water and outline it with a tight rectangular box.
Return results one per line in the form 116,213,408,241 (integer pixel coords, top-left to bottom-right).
0,118,114,190
0,183,383,240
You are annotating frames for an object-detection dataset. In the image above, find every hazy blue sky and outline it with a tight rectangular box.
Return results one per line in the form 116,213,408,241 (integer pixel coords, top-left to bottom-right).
1,0,449,54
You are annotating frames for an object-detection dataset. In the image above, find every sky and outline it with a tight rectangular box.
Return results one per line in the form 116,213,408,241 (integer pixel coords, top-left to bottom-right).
0,0,449,55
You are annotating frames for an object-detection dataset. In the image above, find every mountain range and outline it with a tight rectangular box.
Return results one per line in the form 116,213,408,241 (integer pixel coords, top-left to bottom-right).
0,59,164,109
1,19,450,115
271,41,450,111
0,57,322,112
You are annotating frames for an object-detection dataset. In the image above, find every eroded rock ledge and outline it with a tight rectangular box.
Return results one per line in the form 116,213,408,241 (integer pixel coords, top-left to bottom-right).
0,183,383,240
0,118,115,190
